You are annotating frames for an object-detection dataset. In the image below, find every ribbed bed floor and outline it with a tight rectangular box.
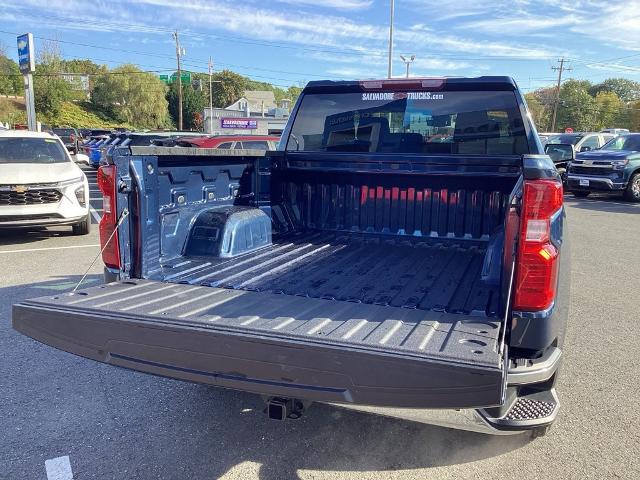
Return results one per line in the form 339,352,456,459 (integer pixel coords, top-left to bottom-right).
160,233,500,318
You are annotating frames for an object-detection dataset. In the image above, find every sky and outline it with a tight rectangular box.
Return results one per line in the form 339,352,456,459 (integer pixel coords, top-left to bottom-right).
1,0,640,93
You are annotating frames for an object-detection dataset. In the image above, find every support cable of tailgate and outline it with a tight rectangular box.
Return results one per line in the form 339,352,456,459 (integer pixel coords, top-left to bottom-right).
72,208,129,293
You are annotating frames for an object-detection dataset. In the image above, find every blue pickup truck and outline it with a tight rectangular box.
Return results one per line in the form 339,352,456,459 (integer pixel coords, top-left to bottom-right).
12,77,570,437
566,133,640,202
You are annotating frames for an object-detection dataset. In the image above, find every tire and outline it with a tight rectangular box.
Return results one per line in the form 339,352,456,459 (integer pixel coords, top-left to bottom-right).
623,173,640,203
573,191,590,198
72,212,91,235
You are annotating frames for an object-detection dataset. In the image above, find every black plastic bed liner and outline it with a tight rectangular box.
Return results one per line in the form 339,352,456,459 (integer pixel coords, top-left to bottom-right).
160,232,501,317
13,279,505,408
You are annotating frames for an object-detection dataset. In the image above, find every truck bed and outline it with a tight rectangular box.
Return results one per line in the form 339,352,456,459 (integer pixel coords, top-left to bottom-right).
159,232,501,317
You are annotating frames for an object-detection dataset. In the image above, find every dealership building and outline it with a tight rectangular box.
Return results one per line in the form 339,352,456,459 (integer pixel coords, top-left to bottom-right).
203,90,291,136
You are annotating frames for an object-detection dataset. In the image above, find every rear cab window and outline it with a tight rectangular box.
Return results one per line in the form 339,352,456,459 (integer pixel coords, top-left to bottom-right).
287,87,529,155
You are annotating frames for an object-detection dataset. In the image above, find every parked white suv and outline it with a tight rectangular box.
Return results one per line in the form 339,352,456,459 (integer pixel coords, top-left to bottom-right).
0,130,90,234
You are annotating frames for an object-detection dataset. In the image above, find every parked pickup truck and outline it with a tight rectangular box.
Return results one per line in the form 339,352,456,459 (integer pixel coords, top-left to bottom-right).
13,77,569,437
566,133,640,202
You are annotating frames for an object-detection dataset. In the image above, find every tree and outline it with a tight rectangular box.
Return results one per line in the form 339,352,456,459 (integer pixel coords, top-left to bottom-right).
590,78,640,103
211,69,248,107
92,64,170,129
594,91,624,130
33,43,72,119
0,52,22,95
628,101,640,132
557,80,597,131
285,85,303,104
60,59,107,96
167,81,206,130
524,92,549,131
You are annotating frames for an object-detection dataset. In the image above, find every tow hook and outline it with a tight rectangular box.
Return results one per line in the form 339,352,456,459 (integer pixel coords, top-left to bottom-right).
264,397,307,420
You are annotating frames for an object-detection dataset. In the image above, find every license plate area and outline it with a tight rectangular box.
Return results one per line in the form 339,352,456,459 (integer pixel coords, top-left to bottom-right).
579,179,590,186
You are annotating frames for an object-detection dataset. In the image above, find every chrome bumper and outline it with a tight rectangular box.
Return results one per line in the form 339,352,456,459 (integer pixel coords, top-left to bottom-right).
567,175,626,190
331,347,562,435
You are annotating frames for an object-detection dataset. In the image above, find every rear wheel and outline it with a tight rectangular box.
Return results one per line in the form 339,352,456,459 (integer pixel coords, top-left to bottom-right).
72,212,91,235
573,191,590,198
623,173,640,202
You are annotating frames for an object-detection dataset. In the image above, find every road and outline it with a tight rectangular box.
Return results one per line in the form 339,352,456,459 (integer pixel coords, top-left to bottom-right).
1,192,639,480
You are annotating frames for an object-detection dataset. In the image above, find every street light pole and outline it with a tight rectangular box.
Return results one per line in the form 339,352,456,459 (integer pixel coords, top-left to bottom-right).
173,30,184,131
400,55,416,78
387,0,394,78
400,55,415,78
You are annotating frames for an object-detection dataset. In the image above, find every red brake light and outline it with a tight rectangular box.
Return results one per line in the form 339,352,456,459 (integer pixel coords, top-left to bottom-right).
97,165,121,269
513,179,563,311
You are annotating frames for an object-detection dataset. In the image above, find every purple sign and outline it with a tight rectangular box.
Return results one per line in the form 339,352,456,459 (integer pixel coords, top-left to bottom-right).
221,118,258,129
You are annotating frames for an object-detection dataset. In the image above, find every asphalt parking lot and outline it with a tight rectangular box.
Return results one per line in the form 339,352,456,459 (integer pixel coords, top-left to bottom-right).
1,190,639,480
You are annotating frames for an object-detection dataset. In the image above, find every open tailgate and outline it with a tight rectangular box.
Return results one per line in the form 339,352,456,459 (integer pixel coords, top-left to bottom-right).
13,280,506,408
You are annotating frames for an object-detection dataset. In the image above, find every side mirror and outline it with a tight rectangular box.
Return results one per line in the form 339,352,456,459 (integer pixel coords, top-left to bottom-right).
544,143,575,162
580,146,592,152
74,153,90,165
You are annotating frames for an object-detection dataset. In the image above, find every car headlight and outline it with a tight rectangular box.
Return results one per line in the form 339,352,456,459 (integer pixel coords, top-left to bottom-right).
612,159,628,170
75,185,86,207
56,176,85,187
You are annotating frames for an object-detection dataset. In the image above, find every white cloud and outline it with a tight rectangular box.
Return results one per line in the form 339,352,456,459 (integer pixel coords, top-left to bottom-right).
276,0,372,10
584,63,640,75
569,3,640,52
461,15,582,35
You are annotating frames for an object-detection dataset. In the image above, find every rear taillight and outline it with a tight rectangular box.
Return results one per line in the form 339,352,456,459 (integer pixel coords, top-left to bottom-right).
97,165,120,269
513,179,563,311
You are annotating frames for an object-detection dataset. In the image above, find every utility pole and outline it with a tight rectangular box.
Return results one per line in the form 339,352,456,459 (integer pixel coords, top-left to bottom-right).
173,30,184,131
208,57,214,134
387,0,394,78
400,55,415,78
550,58,571,132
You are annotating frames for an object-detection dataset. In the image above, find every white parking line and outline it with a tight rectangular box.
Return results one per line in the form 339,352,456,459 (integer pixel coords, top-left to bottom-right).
90,206,102,223
45,455,73,480
0,244,99,254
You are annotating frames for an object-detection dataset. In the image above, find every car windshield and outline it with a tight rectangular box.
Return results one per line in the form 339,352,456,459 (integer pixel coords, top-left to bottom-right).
547,134,581,145
0,137,69,164
601,134,640,152
287,90,529,154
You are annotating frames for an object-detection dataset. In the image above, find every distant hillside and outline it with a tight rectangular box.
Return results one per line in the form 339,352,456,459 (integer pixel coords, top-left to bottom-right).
44,102,129,129
0,96,27,125
0,98,127,129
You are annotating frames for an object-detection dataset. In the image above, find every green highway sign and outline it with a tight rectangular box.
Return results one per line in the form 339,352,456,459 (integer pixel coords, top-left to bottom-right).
171,72,191,84
159,73,191,84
